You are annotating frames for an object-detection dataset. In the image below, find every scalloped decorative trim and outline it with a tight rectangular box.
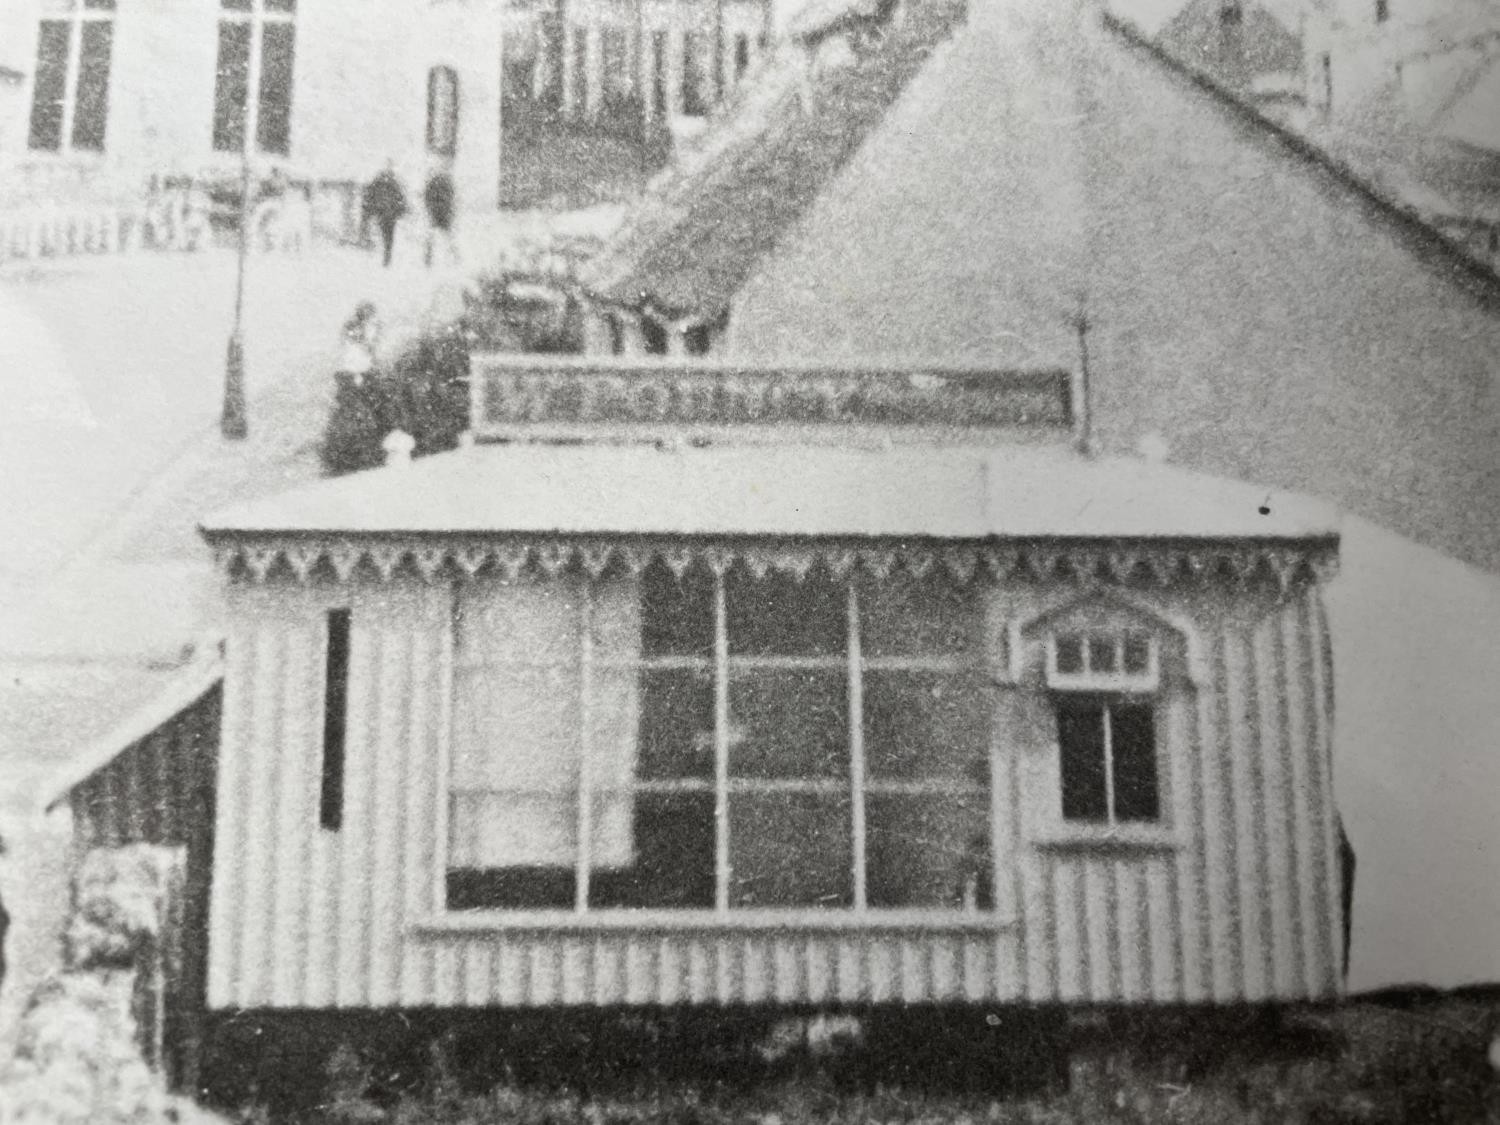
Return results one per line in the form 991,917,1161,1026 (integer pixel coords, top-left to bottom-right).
209,534,1339,591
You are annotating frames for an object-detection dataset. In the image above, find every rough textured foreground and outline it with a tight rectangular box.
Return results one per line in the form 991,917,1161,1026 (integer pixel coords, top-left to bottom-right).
208,998,1500,1124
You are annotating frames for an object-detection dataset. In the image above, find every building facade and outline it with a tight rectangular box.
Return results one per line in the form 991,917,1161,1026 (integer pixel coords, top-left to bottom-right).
195,356,1345,1016
0,0,769,217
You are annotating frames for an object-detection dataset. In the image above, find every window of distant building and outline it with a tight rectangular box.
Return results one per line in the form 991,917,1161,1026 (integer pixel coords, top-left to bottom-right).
1218,2,1243,26
650,30,668,119
213,0,296,157
427,66,459,157
445,566,994,915
681,30,708,117
27,0,115,154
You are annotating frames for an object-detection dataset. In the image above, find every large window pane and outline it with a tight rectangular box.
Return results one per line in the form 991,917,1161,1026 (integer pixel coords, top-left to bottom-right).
70,19,111,151
1057,700,1107,822
726,573,843,656
589,792,715,908
1110,703,1159,822
458,580,581,664
730,792,851,908
449,791,576,868
641,565,713,658
602,25,632,102
448,865,574,911
637,668,713,780
729,669,847,779
681,30,707,116
257,20,295,155
453,665,580,790
27,21,70,151
859,575,979,658
866,794,991,909
212,20,251,152
864,671,989,780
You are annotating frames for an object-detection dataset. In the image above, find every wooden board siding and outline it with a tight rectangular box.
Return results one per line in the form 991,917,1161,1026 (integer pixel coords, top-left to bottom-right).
207,574,1340,1011
69,683,222,852
66,680,222,1091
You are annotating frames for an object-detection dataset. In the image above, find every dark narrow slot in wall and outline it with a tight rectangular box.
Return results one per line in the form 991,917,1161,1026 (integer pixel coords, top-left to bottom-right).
320,608,351,831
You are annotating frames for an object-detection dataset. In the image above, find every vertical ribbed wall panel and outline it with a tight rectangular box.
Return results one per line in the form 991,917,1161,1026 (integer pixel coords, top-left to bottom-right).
1225,629,1267,1001
239,626,284,1007
207,626,253,1008
367,625,411,1006
1306,592,1342,997
1256,611,1298,997
269,621,314,1006
333,615,375,1007
206,578,1339,1012
1006,590,1343,1007
399,625,437,1006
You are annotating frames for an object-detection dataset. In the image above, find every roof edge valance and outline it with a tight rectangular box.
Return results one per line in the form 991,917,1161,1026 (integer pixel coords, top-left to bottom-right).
207,534,1340,592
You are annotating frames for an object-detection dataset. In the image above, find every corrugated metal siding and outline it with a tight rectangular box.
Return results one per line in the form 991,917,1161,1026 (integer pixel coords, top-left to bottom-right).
1006,584,1342,1005
208,575,1340,1011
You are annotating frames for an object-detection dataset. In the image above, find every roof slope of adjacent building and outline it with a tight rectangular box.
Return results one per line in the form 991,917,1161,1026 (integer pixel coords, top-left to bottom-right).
590,0,1500,326
581,0,970,317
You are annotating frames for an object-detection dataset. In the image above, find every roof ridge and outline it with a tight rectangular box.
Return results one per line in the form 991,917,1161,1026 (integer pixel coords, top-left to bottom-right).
1100,9,1500,310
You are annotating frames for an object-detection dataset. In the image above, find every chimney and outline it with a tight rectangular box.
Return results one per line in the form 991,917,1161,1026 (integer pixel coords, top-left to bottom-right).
1218,1,1249,91
382,429,415,468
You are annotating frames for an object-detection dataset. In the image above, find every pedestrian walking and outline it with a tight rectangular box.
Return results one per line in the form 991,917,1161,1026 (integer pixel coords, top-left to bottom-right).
422,167,458,269
363,160,408,268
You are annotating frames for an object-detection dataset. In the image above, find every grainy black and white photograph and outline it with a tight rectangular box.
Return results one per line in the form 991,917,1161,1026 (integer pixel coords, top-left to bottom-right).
0,0,1497,1120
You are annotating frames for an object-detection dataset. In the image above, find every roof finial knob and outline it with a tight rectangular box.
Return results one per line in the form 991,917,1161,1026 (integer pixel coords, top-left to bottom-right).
383,429,416,468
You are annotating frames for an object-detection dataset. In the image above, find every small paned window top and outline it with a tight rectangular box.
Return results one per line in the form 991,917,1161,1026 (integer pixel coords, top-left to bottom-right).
1047,629,1157,691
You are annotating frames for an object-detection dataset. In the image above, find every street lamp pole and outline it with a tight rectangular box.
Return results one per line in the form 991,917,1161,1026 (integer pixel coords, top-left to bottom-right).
222,125,251,439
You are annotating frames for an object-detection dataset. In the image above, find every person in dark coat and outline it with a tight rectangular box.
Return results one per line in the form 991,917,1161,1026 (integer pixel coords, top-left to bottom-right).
363,160,408,268
422,168,458,268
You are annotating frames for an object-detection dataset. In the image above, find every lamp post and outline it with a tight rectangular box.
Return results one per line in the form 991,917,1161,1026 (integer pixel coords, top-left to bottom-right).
221,148,250,440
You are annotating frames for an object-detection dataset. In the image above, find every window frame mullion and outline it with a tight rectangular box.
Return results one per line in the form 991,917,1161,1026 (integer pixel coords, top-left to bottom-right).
712,571,730,915
847,582,867,912
245,9,263,155
1101,699,1118,827
59,12,83,149
574,581,594,913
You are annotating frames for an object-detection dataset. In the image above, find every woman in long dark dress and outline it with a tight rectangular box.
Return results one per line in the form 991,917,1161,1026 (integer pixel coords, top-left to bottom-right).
320,302,389,476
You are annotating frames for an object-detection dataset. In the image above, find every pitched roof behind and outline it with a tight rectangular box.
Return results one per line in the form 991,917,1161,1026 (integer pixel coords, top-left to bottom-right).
582,0,969,318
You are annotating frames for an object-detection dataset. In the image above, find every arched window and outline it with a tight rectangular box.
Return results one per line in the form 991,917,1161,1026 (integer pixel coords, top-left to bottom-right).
1013,593,1204,843
427,65,459,157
